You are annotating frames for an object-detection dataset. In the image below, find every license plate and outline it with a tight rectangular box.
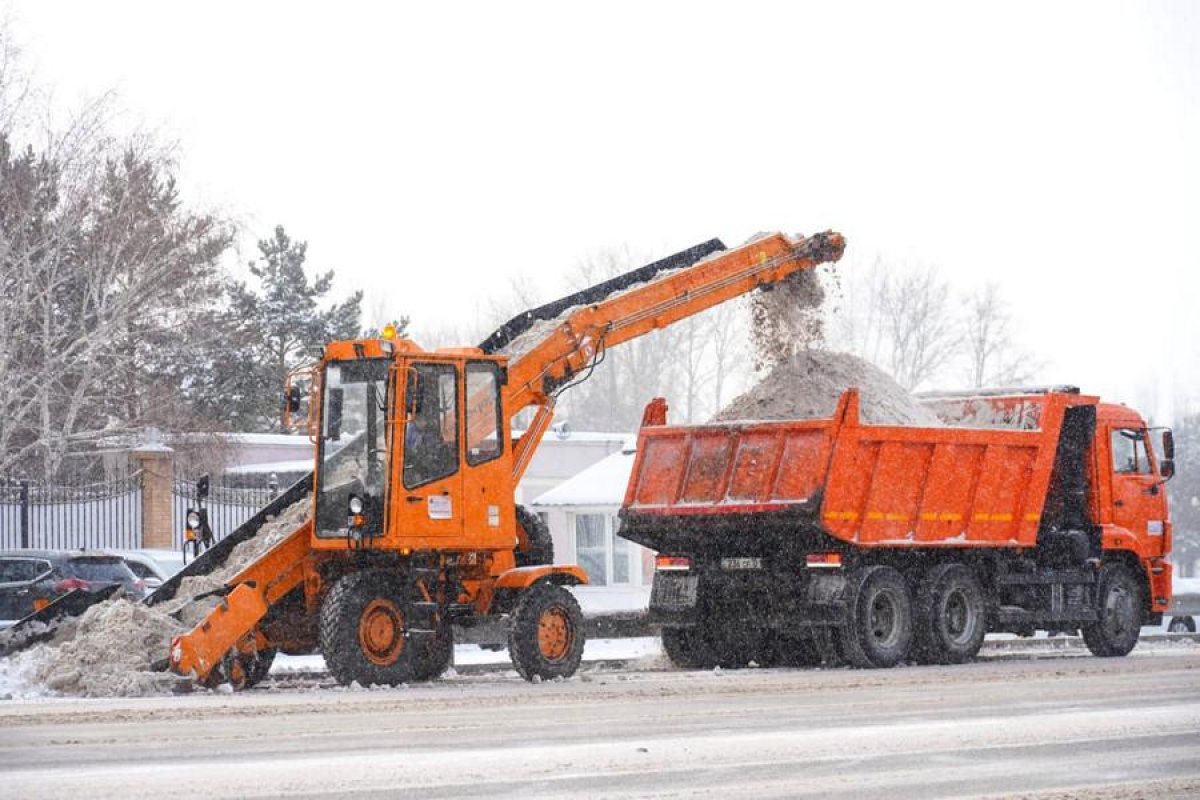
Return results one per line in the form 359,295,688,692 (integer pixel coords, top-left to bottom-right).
721,557,762,570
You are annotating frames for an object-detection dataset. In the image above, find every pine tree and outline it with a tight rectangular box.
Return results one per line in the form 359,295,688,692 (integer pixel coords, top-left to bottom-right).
202,226,363,432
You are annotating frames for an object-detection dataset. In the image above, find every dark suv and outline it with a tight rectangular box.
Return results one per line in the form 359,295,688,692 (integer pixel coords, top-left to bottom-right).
0,550,144,622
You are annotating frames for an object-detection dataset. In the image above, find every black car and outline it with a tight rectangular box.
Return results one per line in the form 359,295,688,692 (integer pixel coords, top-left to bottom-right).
0,550,144,622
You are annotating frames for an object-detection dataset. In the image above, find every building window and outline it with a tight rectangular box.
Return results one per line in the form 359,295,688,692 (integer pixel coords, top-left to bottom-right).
573,513,633,586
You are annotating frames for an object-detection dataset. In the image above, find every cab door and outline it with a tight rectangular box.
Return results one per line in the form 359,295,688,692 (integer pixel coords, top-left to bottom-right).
395,361,464,542
461,361,515,550
1107,425,1168,555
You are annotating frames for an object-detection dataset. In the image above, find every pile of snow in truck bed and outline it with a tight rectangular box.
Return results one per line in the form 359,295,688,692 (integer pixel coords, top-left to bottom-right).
0,498,310,697
713,349,942,427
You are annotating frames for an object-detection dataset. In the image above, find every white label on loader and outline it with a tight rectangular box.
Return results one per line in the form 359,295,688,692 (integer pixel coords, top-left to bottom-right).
488,505,500,527
428,495,452,520
1148,520,1164,535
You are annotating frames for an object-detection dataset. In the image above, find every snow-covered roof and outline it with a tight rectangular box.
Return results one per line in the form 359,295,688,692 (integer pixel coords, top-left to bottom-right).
530,448,636,507
224,458,314,475
513,426,635,447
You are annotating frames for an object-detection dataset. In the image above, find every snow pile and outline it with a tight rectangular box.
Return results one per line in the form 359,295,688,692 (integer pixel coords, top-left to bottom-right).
717,246,940,427
0,497,311,697
713,349,942,426
6,599,183,697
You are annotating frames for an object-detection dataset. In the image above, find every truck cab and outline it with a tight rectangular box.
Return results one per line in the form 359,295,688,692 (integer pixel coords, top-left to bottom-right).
1093,403,1174,607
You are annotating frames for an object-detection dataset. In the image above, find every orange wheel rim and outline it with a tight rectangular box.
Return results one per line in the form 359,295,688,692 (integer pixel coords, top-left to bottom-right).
537,606,573,662
228,658,247,689
359,598,405,666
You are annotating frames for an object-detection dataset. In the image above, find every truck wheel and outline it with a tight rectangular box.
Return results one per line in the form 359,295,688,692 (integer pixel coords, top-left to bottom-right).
412,625,454,681
838,565,913,669
508,582,585,681
661,626,716,669
1168,616,1196,634
515,505,554,567
1081,563,1143,657
912,563,986,664
320,570,420,686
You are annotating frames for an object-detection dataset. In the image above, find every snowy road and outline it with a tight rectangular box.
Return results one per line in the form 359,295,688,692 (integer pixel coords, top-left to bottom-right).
1,644,1198,799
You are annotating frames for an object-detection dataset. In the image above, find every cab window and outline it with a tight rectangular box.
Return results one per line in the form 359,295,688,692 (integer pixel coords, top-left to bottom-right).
1111,428,1152,475
465,362,503,466
403,363,460,488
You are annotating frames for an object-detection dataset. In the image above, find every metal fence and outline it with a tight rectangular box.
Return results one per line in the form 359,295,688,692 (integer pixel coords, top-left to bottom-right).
0,473,143,551
171,475,280,550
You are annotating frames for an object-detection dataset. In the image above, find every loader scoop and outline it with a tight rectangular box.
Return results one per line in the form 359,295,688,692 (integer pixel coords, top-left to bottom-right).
0,584,122,657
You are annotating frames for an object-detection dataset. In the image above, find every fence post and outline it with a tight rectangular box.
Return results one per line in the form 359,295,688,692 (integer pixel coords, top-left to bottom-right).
131,442,174,549
19,480,29,549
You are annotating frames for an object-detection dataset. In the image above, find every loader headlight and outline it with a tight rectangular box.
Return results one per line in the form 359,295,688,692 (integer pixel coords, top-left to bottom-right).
186,510,201,529
348,495,364,515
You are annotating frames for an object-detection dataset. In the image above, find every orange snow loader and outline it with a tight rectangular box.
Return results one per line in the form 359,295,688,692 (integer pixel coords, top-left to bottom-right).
160,230,846,688
621,387,1175,669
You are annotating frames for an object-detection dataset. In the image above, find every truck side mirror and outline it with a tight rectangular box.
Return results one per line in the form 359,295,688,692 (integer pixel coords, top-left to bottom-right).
284,385,303,414
1161,429,1175,480
328,388,344,441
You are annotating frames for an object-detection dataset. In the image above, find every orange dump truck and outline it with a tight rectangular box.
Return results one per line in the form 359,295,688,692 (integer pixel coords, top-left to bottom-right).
619,387,1176,669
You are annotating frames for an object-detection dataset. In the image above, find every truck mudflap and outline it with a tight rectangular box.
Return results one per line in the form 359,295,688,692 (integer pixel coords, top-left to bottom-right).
648,565,848,630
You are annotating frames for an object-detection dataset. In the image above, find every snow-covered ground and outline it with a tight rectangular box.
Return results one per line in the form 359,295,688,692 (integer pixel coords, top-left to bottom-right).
1,644,1196,799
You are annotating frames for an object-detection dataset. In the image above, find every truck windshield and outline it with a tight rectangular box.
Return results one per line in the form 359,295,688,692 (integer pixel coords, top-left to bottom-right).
315,359,390,538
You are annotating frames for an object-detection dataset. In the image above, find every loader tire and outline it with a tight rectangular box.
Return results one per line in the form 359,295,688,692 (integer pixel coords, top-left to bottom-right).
412,624,454,681
508,582,584,681
661,626,716,669
912,563,986,665
515,505,554,567
838,565,913,669
1082,563,1143,657
320,570,420,686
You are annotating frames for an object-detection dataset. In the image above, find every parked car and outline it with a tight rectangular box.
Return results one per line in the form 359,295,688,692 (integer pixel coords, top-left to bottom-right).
0,550,143,622
114,550,185,593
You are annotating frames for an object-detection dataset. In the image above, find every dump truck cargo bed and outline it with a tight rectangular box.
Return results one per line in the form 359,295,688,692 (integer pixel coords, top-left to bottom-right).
620,389,1097,554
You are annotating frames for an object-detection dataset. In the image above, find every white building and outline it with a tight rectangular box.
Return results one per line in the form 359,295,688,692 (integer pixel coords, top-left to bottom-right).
530,446,653,614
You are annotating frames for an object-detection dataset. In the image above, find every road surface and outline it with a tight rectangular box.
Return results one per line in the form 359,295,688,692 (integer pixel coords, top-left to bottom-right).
1,643,1198,799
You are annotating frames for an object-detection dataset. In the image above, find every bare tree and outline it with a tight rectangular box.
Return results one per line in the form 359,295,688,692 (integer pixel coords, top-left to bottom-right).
961,282,1042,388
0,112,233,480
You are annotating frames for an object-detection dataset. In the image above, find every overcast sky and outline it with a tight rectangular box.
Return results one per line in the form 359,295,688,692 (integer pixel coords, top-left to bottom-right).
9,1,1199,420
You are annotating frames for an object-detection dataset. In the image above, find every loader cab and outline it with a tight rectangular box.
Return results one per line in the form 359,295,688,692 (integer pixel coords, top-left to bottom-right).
311,341,515,553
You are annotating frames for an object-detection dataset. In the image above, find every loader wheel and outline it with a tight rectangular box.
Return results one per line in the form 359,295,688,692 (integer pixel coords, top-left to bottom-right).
515,505,554,567
661,626,716,669
320,570,420,686
838,565,913,669
1082,563,1143,657
912,563,986,665
412,624,454,681
508,582,584,681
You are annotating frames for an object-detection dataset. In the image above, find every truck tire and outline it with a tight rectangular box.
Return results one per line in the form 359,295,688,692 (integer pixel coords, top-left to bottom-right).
661,626,716,669
515,505,554,567
508,582,585,681
1167,616,1196,634
912,563,986,664
838,565,913,669
1081,563,1144,657
320,569,422,686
